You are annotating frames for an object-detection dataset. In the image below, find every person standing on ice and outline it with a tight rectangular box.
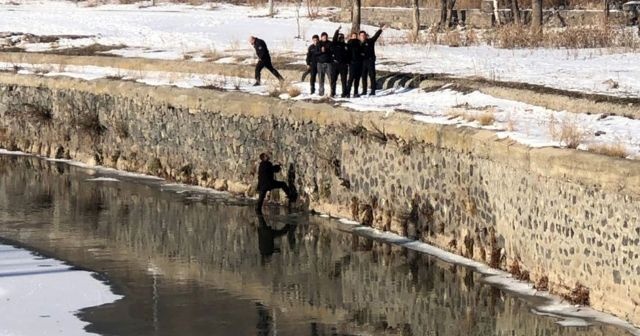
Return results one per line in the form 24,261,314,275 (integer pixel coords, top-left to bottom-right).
255,152,296,213
360,24,387,96
302,35,320,95
249,36,284,86
346,32,363,98
330,26,350,98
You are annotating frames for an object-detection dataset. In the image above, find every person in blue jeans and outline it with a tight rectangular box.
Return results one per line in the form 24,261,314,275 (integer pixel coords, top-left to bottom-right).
315,32,333,96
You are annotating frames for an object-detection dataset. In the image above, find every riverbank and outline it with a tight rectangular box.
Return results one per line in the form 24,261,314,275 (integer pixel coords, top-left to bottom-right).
0,72,638,327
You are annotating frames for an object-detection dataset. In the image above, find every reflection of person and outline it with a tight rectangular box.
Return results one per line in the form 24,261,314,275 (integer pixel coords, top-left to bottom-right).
249,36,284,86
255,152,296,213
257,214,291,258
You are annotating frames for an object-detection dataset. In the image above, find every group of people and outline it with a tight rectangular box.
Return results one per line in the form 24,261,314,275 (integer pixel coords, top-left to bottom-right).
304,25,386,97
249,24,387,97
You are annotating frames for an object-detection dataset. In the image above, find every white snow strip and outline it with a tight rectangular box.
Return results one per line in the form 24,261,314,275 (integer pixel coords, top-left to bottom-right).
348,225,640,335
2,60,640,159
85,177,120,182
0,242,122,336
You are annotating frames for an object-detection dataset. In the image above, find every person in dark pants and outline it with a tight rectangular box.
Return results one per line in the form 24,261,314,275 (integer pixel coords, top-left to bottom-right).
346,32,362,98
316,32,333,97
359,25,387,96
256,152,296,213
301,35,319,95
249,36,284,86
330,26,350,98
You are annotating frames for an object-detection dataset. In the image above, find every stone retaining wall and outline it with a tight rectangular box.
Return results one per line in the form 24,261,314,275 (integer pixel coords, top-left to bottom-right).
0,74,638,326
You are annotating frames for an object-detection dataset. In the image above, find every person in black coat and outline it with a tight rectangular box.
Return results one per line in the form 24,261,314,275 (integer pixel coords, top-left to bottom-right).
249,36,284,86
315,32,333,96
256,152,296,213
301,35,320,94
346,32,362,98
359,25,387,96
330,26,350,98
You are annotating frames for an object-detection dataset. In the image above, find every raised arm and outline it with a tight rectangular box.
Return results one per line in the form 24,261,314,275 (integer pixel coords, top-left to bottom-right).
333,26,341,42
370,29,383,44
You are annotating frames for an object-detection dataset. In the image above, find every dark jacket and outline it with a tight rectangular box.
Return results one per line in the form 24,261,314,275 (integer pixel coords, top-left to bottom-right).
258,160,281,190
306,44,318,66
361,29,382,60
316,40,333,64
331,29,349,64
253,38,270,61
347,39,362,64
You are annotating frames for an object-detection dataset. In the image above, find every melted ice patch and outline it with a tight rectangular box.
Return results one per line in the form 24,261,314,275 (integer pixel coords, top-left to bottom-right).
0,242,122,336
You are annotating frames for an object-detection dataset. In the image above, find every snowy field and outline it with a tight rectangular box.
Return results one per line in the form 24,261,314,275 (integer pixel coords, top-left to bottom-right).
0,0,639,97
0,242,122,336
3,61,640,159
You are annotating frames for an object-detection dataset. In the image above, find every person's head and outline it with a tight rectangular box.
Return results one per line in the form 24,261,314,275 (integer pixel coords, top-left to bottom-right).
259,152,270,161
338,33,345,43
249,36,256,45
320,32,328,42
350,32,357,40
311,34,319,45
358,31,366,42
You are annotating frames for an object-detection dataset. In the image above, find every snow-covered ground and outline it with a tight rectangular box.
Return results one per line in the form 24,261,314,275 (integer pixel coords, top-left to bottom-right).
0,1,639,96
0,242,122,336
3,61,639,159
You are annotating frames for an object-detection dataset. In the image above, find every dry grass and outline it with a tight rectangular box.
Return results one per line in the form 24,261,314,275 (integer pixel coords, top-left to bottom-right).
448,105,496,126
486,24,640,50
549,114,588,149
203,47,222,61
477,110,496,126
587,142,629,159
287,86,301,97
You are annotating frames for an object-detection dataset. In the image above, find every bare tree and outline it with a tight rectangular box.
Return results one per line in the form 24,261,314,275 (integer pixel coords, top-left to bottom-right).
493,0,501,25
531,0,542,34
603,0,610,25
439,0,448,29
295,0,303,38
446,0,457,28
351,0,362,34
411,0,420,41
268,0,275,16
511,0,521,24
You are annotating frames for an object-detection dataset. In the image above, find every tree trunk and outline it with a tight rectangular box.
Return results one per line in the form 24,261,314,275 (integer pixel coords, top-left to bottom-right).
603,0,610,25
296,0,302,38
531,0,542,34
493,0,501,25
411,0,420,41
351,0,361,34
439,0,448,28
511,0,520,24
447,0,457,27
268,0,275,16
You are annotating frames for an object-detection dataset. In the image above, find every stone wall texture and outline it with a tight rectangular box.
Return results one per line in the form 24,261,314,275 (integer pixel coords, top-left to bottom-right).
0,73,638,326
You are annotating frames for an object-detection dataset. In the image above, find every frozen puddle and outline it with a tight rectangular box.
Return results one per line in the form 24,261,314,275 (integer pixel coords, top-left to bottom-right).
0,242,122,336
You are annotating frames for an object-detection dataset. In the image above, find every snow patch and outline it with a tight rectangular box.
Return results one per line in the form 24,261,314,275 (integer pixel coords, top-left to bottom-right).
0,242,121,336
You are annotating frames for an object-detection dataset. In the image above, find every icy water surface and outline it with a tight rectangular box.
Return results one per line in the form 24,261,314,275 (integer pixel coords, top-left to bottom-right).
0,154,636,336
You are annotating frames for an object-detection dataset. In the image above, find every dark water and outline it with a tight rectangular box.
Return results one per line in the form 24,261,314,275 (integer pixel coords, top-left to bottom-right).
0,155,634,336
